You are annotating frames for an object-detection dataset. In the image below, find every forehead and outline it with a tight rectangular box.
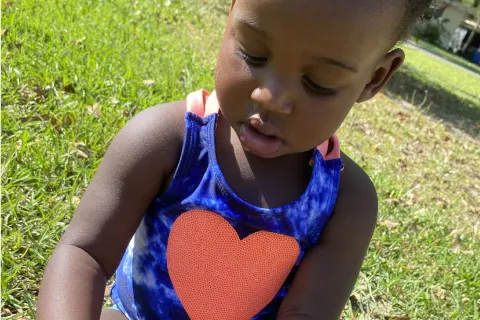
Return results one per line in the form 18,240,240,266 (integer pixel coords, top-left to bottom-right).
232,0,399,65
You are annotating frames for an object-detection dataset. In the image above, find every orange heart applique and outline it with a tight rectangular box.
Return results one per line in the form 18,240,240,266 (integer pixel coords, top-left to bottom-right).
167,210,300,320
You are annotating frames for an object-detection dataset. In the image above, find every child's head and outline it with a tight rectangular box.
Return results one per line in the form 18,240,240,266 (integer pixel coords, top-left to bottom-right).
214,0,432,158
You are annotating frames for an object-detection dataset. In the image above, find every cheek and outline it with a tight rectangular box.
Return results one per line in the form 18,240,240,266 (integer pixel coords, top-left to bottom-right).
215,39,257,119
215,39,255,93
292,95,355,148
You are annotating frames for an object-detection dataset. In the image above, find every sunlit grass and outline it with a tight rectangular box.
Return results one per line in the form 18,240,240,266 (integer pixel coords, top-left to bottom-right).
2,0,479,319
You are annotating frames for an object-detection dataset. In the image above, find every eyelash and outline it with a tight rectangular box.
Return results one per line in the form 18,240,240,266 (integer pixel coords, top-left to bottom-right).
237,48,336,96
237,49,267,66
302,76,336,95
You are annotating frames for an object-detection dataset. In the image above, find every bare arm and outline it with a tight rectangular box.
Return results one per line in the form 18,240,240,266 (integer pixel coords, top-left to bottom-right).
36,101,186,320
277,153,378,320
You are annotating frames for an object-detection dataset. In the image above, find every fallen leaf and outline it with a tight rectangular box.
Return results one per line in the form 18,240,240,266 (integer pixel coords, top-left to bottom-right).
63,114,73,126
380,219,400,230
348,294,361,312
2,2,13,8
396,111,409,121
72,36,86,46
398,159,408,171
76,150,89,159
34,85,51,97
407,221,419,231
406,264,415,270
87,103,101,118
143,79,155,86
50,117,62,133
74,141,90,156
452,234,461,252
63,83,75,93
71,196,80,205
74,142,87,149
2,308,12,316
386,198,400,206
433,288,447,301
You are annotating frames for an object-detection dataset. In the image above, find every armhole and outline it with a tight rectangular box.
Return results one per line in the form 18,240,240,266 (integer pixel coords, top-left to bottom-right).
158,109,195,198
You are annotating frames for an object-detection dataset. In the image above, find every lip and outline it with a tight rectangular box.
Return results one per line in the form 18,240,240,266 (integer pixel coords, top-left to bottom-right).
239,121,283,158
248,120,280,139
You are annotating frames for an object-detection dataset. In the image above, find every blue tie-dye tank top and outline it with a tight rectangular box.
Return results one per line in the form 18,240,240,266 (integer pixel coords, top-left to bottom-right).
111,90,343,319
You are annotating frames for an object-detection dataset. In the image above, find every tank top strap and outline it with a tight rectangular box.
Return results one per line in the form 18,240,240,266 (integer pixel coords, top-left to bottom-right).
317,134,341,161
186,89,220,118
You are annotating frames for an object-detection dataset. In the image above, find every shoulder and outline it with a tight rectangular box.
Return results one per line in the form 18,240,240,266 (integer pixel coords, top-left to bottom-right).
119,100,186,147
106,100,187,178
331,152,378,242
338,153,377,211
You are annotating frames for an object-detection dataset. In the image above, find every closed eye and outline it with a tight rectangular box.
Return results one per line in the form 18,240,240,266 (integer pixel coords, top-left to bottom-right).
302,76,336,95
237,48,267,66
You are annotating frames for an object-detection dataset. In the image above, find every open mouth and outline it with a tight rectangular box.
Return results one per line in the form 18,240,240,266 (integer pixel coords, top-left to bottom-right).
239,124,283,157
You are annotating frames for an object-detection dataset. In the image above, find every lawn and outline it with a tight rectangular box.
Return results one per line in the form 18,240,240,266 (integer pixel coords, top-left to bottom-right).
387,43,480,138
409,37,480,75
1,0,479,319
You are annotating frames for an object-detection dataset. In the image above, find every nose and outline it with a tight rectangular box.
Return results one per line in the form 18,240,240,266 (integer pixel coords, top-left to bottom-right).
251,78,294,115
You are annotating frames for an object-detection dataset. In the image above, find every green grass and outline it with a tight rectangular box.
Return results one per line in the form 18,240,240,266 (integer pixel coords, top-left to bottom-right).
410,37,480,75
386,44,480,138
2,0,479,319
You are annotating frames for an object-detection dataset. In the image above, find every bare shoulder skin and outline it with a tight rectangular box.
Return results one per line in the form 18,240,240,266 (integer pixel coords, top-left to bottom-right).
278,153,378,320
36,101,186,320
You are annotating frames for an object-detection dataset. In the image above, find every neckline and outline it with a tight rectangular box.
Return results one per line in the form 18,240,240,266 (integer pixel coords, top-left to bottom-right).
205,114,340,214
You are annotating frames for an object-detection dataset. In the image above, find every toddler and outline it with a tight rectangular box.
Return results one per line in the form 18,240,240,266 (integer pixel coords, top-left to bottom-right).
37,0,433,319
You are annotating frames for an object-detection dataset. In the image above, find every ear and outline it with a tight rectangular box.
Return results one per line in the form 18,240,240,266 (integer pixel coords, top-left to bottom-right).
357,48,405,103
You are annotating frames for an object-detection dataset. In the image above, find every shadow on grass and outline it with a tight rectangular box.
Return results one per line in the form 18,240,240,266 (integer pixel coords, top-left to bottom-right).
385,65,480,137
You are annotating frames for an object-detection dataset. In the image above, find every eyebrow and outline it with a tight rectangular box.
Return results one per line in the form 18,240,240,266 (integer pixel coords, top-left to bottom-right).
233,11,266,38
234,10,357,73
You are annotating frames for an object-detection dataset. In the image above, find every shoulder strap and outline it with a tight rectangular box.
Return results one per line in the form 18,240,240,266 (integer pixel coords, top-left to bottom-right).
186,89,219,118
317,134,340,161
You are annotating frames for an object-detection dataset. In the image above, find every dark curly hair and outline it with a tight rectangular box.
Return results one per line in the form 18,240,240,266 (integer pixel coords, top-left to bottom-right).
396,0,434,41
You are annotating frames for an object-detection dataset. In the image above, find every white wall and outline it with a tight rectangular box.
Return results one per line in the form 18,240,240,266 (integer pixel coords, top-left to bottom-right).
440,6,467,48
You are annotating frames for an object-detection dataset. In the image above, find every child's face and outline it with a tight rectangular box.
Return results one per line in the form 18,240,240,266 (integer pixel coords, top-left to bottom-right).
215,0,404,158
